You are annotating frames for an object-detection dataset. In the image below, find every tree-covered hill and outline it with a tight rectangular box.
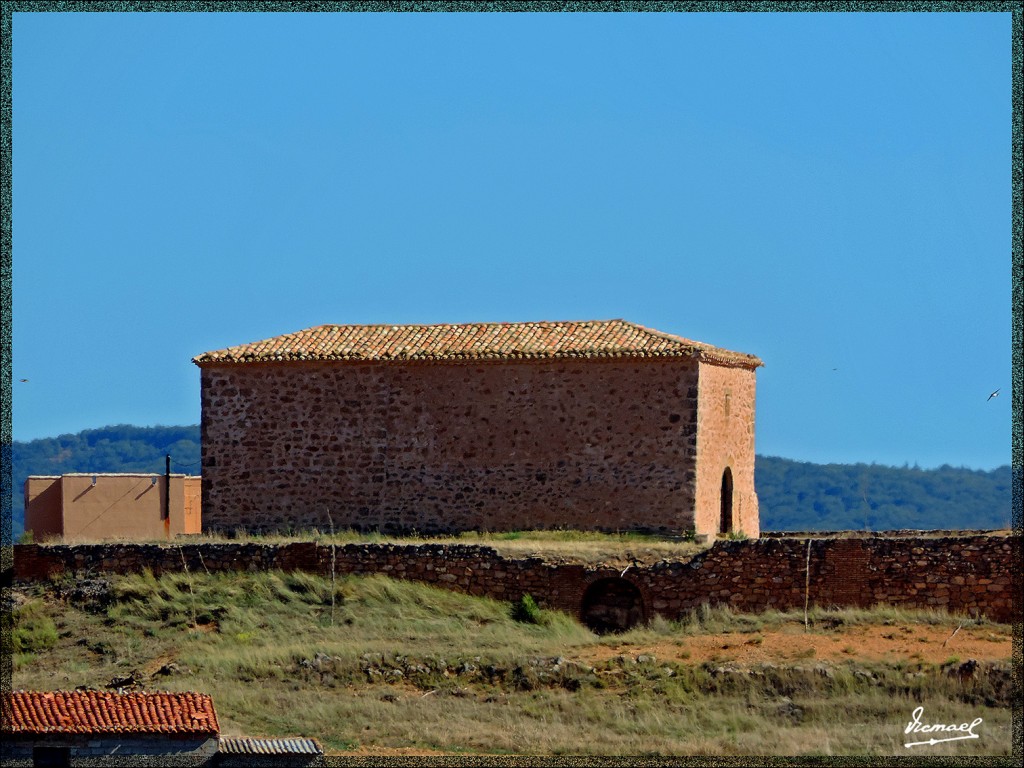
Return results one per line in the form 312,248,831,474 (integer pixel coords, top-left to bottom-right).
7,425,1012,538
754,456,1012,532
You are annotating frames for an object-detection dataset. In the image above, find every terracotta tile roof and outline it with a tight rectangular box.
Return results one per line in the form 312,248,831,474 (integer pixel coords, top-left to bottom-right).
3,691,220,736
193,319,762,369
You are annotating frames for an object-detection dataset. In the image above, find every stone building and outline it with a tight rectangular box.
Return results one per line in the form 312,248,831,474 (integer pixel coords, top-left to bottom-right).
24,473,201,542
193,319,762,538
1,690,219,766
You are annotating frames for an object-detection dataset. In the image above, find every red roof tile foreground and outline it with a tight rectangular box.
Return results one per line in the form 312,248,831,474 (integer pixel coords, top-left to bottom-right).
3,691,220,736
193,319,763,369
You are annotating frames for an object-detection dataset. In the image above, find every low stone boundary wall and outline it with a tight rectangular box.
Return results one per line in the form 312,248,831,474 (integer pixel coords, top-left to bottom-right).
11,534,1018,624
637,536,1017,622
761,528,1009,539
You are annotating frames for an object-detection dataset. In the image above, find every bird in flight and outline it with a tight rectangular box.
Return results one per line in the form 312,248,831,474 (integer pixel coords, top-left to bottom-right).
987,389,1000,401
19,378,28,383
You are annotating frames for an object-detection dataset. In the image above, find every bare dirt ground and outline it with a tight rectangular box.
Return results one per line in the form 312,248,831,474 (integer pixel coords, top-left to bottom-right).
579,621,1011,666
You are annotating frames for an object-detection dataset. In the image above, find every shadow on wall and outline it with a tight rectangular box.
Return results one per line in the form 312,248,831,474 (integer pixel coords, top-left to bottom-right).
581,577,646,633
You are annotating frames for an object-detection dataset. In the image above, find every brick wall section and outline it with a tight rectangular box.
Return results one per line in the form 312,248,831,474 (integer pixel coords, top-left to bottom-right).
694,362,759,538
13,535,1016,623
200,357,707,535
818,538,872,608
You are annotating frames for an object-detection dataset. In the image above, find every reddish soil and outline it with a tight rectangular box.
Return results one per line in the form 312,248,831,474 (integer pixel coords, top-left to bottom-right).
579,622,1012,667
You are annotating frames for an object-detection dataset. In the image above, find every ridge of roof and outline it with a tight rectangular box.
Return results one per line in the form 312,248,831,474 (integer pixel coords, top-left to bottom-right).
3,690,220,736
193,319,762,369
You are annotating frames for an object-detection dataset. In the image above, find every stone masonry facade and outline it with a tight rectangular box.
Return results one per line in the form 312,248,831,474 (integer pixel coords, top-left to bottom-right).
200,358,706,535
13,534,1017,624
194,321,762,539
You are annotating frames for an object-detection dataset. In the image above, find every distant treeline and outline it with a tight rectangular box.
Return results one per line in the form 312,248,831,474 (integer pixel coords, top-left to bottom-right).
8,425,1012,538
754,456,1011,532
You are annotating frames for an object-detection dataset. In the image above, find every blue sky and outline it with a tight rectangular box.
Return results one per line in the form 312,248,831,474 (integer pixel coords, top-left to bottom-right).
11,10,1012,469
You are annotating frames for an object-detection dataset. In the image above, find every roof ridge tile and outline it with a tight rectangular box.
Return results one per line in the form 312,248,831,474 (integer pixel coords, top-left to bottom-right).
193,319,761,368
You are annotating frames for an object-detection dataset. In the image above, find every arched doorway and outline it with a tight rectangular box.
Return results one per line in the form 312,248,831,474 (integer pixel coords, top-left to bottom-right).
581,578,645,633
720,467,734,535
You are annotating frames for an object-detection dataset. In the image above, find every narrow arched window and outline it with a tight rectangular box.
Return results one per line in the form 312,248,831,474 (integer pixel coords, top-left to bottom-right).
720,467,734,534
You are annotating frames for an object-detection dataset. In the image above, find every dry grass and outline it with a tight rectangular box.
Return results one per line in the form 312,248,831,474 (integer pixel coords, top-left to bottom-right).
399,528,707,564
11,571,1012,756
39,527,709,565
614,602,998,642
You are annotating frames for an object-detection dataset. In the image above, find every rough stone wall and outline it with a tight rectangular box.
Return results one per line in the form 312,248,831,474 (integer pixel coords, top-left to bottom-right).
12,542,322,581
200,357,702,535
1,735,217,766
636,536,1015,622
858,537,1016,617
761,529,1007,539
13,535,1016,623
694,362,759,538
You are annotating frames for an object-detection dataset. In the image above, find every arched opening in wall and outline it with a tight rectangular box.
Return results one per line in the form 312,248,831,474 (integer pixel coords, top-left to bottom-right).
581,578,645,634
720,467,734,535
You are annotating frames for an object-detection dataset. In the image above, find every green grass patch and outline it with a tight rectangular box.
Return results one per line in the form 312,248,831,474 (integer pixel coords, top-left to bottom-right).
11,600,59,654
511,594,545,625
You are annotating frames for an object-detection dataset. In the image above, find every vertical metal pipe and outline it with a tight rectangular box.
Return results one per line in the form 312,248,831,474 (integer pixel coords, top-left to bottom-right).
164,454,171,539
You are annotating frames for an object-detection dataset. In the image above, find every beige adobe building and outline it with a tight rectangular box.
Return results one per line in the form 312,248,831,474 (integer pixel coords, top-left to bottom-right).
24,474,201,541
193,319,762,539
